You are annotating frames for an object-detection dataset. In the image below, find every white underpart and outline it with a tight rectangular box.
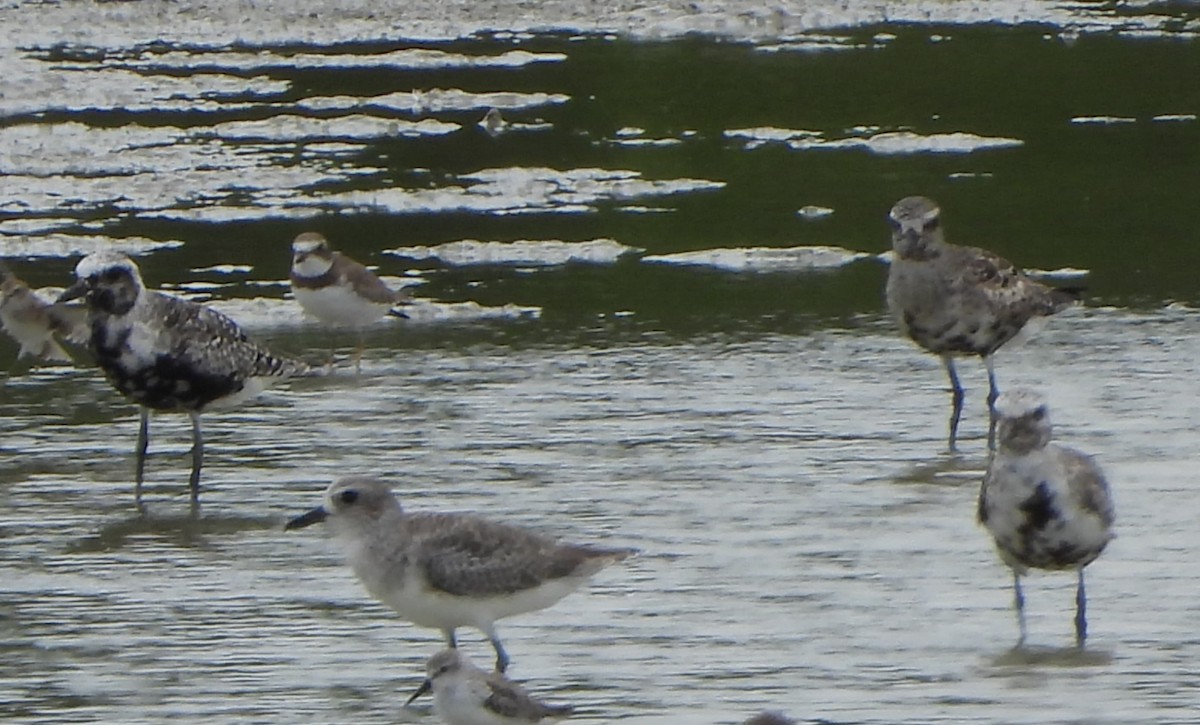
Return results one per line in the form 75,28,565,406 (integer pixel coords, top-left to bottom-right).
293,283,391,327
435,672,519,725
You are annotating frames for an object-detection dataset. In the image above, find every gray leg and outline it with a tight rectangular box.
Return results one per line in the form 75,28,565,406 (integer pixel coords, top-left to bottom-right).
1075,569,1087,647
443,628,458,648
135,408,150,514
1012,572,1027,647
484,625,510,672
942,356,964,451
188,412,203,515
984,355,999,451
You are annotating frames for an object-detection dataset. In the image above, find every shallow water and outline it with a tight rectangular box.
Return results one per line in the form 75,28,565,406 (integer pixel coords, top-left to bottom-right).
2,1,1200,723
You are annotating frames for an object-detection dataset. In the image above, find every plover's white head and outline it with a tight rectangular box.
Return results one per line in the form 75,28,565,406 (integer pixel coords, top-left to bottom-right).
995,387,1052,453
291,232,334,277
888,195,943,260
58,251,146,315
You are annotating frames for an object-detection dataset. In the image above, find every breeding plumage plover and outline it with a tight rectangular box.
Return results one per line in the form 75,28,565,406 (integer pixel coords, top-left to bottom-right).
978,389,1115,647
289,232,410,370
405,648,573,724
0,261,83,364
285,476,637,673
885,196,1078,450
59,251,308,513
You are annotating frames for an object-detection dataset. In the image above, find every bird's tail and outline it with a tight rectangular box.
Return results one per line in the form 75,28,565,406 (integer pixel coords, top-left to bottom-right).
1044,285,1085,314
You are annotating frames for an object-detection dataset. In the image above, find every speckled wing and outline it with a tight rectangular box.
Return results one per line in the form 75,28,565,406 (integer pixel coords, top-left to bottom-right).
949,245,1067,319
410,513,607,597
336,253,407,306
151,292,308,379
1062,447,1115,528
483,671,573,720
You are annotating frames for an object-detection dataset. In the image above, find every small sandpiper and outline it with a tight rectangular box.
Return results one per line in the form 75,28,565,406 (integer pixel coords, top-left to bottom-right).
289,232,410,371
885,196,1078,450
0,260,84,364
978,389,1115,647
59,251,308,513
405,648,573,724
285,476,637,673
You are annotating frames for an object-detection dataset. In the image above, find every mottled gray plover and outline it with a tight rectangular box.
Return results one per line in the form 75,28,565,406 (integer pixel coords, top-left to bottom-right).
978,389,1114,647
885,196,1078,450
59,251,308,512
0,261,83,364
289,232,410,370
285,476,637,673
405,648,573,724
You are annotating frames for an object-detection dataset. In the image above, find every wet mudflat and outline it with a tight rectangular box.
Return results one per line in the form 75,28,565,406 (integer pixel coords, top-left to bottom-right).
2,1,1199,723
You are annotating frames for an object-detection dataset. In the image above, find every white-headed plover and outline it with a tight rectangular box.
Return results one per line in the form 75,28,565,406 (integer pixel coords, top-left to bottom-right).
885,196,1078,450
978,389,1115,647
0,261,84,364
59,251,308,513
285,476,637,673
289,232,410,370
404,648,573,724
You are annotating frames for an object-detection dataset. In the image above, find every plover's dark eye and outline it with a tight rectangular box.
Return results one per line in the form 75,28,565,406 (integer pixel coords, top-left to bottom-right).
102,269,122,283
339,490,359,505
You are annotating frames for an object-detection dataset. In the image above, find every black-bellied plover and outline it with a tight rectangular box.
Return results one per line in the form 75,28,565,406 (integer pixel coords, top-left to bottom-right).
405,648,573,723
285,476,637,673
977,389,1114,647
289,232,410,371
59,251,308,513
885,196,1078,450
0,260,83,364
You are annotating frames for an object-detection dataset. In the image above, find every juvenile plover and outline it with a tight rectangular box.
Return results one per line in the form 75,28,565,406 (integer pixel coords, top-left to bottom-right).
59,251,308,512
285,476,637,673
289,232,410,370
977,389,1115,647
885,196,1078,450
405,648,573,724
0,260,83,364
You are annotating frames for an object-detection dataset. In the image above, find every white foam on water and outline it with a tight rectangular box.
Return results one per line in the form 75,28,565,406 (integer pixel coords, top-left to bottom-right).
1069,115,1138,125
787,130,1024,154
299,89,570,114
643,245,871,272
0,235,183,259
797,205,835,220
383,238,639,267
205,295,540,330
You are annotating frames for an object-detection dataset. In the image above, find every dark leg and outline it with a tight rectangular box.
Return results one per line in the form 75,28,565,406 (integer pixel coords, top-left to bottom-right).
443,628,458,648
353,330,365,375
1075,569,1088,647
984,355,999,451
135,408,149,514
1012,571,1027,647
942,356,964,451
188,412,203,515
